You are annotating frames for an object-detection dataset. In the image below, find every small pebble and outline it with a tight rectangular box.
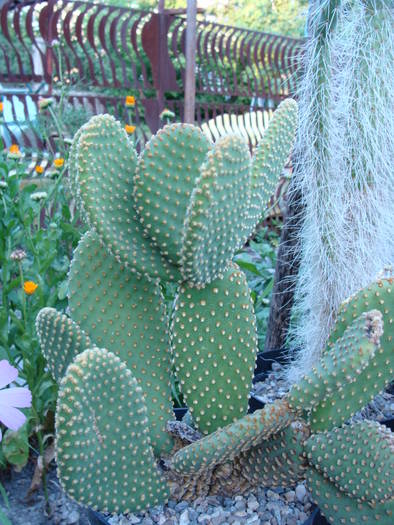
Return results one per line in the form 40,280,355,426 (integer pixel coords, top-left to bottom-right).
66,510,80,524
179,509,190,525
247,496,259,512
245,515,260,525
125,515,141,525
295,484,307,503
284,491,295,503
175,502,189,513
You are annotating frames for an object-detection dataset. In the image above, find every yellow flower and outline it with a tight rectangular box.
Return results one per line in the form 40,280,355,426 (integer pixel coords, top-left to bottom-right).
0,102,3,112
24,281,38,295
125,95,136,107
35,165,44,174
159,108,175,120
38,97,53,111
53,158,65,169
125,124,136,134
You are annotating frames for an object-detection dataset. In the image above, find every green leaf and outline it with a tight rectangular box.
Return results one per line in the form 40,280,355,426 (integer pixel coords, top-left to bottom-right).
0,507,12,525
0,482,9,508
2,425,29,468
57,280,68,301
233,253,261,275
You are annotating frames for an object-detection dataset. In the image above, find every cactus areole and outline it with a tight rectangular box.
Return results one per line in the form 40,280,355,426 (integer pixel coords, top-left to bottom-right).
36,100,393,524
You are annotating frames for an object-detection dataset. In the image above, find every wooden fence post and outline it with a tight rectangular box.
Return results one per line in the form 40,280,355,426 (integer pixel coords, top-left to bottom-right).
184,0,197,123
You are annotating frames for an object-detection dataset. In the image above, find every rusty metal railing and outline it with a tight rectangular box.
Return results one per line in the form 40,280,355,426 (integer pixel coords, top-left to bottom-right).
0,0,304,150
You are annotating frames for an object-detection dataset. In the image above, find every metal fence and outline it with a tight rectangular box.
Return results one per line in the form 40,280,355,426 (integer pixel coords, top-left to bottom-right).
0,0,304,150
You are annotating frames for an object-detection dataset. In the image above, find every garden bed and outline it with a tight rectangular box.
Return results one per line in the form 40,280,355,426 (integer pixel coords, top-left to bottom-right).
1,359,392,525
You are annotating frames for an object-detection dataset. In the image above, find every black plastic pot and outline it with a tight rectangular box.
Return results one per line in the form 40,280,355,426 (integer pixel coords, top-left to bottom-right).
382,418,394,431
173,407,188,421
303,507,329,525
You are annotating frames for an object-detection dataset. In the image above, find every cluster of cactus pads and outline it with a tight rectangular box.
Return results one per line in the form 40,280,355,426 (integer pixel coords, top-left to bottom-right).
35,99,393,524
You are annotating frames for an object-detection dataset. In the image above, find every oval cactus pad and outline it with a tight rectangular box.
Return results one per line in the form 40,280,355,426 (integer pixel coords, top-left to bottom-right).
180,135,251,286
56,348,170,514
171,263,257,434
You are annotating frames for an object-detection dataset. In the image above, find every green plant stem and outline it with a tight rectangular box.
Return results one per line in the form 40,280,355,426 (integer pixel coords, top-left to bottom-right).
48,106,66,154
41,167,66,211
31,405,49,508
37,431,49,507
18,261,27,332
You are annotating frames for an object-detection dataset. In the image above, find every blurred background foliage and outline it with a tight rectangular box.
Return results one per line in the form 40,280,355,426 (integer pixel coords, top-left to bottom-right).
101,0,309,37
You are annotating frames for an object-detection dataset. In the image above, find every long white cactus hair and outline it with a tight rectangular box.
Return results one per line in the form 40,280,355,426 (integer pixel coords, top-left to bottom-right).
286,0,394,382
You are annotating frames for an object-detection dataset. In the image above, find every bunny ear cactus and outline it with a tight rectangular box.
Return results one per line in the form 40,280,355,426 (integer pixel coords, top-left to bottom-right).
180,135,252,285
34,99,335,516
167,291,393,524
305,420,394,505
245,98,298,234
254,298,393,525
35,95,394,523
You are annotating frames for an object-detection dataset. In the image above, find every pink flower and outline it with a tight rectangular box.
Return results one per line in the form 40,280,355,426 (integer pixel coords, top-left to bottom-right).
0,360,31,441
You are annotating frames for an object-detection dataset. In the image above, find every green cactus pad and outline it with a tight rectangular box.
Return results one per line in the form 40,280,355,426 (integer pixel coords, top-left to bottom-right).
36,307,94,383
56,348,170,514
171,399,293,476
134,124,211,265
68,230,174,455
327,272,393,348
311,275,393,431
307,468,394,525
288,310,382,413
244,98,298,237
305,421,394,505
240,419,310,488
180,134,251,285
74,114,181,282
171,264,258,434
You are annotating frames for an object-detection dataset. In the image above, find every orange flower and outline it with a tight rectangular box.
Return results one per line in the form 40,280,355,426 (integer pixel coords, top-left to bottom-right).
0,102,3,112
125,95,136,107
125,124,136,134
53,158,64,169
8,144,22,159
23,281,38,295
35,165,44,174
9,144,19,154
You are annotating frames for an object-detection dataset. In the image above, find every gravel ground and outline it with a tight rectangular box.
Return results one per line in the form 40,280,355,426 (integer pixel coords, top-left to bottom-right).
0,461,89,525
0,464,313,525
108,485,313,525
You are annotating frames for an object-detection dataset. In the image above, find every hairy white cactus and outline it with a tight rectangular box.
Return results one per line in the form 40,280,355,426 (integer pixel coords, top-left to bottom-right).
287,0,394,381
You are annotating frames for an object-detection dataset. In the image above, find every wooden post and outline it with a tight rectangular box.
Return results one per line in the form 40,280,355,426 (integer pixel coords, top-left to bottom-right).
184,0,197,123
158,0,165,13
